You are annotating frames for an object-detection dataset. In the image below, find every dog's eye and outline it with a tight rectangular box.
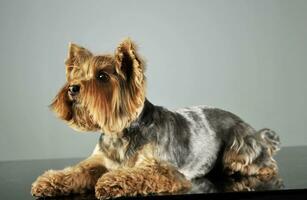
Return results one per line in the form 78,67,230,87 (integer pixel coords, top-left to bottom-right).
96,71,109,82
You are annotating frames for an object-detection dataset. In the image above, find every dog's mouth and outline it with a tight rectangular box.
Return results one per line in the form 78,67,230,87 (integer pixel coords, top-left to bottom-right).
68,91,75,99
68,90,79,103
65,92,101,131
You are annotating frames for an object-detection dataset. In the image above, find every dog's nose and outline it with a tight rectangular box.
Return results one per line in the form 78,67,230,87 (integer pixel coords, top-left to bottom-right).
69,85,80,95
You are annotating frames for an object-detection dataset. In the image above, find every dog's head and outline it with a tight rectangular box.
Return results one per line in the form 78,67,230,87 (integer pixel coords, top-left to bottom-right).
50,38,146,135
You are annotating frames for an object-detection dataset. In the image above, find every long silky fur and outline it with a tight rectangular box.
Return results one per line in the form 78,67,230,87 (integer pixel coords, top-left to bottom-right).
33,38,281,199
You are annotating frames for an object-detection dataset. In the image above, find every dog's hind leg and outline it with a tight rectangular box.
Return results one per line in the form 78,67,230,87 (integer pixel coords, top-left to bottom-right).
223,123,280,176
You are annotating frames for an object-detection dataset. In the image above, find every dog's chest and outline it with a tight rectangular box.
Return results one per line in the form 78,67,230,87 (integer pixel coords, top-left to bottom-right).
98,131,155,167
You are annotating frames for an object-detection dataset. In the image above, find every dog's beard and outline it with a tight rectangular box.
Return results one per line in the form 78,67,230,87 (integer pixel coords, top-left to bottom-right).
50,83,99,132
68,103,100,132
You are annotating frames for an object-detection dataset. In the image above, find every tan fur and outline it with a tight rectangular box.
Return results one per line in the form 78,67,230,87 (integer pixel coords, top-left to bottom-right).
31,154,107,197
50,84,100,132
95,160,191,199
222,124,278,176
50,38,146,135
223,149,278,176
32,38,190,199
31,141,190,198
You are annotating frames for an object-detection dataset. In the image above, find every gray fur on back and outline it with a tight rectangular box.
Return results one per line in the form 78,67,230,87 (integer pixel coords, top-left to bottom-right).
174,106,245,179
117,99,246,180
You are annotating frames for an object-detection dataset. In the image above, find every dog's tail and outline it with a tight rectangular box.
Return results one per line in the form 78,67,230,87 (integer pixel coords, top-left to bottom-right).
256,128,281,155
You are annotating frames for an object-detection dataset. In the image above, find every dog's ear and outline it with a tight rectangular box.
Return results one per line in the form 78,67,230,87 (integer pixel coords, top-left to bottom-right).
65,43,92,68
114,38,145,84
114,38,146,121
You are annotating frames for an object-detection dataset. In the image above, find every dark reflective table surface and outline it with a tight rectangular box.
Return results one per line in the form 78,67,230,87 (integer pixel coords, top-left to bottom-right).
1,146,307,200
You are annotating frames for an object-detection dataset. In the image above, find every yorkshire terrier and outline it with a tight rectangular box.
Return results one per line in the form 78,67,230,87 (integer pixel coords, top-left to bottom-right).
31,38,280,199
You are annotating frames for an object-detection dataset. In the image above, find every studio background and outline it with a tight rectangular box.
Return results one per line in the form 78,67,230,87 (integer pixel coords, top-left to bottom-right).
0,0,306,161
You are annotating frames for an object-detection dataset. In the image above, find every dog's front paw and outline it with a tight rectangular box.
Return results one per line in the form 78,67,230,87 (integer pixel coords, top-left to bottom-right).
95,183,109,200
95,174,130,200
95,180,123,200
31,170,69,197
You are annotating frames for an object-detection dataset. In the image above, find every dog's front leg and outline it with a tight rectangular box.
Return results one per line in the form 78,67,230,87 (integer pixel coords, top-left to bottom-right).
31,154,107,197
95,160,191,199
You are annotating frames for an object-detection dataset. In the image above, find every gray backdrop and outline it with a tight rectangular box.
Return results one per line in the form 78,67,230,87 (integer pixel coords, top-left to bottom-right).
0,0,306,161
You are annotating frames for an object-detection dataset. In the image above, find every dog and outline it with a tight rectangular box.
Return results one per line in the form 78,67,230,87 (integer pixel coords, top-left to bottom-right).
31,38,280,199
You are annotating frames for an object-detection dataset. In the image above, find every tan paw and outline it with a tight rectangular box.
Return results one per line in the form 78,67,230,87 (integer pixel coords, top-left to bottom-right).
31,170,69,197
224,152,250,174
95,183,109,200
231,161,246,171
95,173,137,200
257,166,277,181
224,160,247,175
95,180,129,200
